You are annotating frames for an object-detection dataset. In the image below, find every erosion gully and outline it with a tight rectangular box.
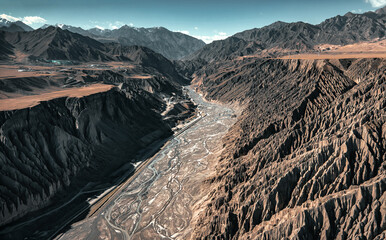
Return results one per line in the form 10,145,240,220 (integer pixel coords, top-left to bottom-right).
57,86,235,240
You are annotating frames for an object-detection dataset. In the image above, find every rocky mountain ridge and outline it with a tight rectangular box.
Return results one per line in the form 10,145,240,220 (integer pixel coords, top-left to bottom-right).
188,7,386,62
0,18,33,32
0,27,188,85
40,24,206,60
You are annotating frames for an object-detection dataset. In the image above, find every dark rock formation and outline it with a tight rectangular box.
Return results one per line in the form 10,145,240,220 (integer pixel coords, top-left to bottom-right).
0,32,13,60
0,88,161,224
0,24,26,33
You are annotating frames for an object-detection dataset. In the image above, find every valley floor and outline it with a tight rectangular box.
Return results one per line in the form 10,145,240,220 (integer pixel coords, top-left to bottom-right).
55,87,236,240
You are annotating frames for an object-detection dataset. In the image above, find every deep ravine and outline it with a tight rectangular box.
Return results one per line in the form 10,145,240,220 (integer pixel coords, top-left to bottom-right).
56,86,236,240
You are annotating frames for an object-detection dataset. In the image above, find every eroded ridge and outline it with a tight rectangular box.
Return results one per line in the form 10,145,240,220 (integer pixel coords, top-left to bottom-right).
190,58,386,240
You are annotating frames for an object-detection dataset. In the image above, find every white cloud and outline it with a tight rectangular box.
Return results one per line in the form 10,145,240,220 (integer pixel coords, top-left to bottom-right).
115,21,124,25
108,21,124,29
194,26,198,30
0,14,20,22
351,9,363,13
176,30,190,35
174,29,229,43
129,23,134,27
365,0,386,8
193,32,229,43
95,25,105,30
0,14,46,25
22,16,46,25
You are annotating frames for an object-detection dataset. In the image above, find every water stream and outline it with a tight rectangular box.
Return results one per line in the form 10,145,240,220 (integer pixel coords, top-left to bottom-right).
59,87,235,240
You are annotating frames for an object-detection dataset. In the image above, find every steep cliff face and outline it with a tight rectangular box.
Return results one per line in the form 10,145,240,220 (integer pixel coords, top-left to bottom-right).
191,58,386,239
0,77,195,227
0,88,154,225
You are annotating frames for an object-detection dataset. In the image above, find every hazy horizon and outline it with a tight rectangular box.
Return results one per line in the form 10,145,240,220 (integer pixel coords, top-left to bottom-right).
1,0,385,43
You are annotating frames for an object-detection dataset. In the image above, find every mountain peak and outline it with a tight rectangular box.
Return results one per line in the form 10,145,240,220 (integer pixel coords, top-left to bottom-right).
0,17,33,32
375,6,386,15
344,12,356,18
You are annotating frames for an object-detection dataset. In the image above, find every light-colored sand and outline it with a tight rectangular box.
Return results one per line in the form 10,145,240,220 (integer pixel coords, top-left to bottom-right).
279,39,386,60
105,62,135,69
129,75,153,79
315,39,386,53
0,65,59,78
278,52,386,60
0,84,113,111
235,39,386,60
0,62,137,79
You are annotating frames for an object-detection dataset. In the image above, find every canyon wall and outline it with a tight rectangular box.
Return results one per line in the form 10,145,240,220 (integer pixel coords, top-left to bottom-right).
192,58,385,239
0,79,195,226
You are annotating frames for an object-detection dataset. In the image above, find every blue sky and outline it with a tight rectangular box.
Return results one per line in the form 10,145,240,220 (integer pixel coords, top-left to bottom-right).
1,0,385,43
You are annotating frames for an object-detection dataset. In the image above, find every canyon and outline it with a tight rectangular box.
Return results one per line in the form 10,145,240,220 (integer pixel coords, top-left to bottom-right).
0,6,385,240
0,35,197,238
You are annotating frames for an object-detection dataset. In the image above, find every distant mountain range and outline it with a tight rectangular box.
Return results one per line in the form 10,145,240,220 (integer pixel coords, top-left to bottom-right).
0,18,33,32
39,24,206,60
189,7,386,62
1,26,183,80
3,26,112,61
1,7,385,63
0,19,205,60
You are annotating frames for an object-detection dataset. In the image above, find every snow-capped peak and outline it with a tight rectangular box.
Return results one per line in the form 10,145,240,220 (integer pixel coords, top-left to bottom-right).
0,14,20,23
0,17,13,27
95,25,105,31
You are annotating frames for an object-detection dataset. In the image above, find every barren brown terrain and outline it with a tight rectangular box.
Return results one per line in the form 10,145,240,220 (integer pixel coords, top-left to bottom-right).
0,84,113,111
315,39,386,53
279,52,386,60
279,40,386,59
0,65,59,78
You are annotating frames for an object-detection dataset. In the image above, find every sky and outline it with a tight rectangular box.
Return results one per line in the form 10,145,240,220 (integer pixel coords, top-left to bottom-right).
0,0,385,43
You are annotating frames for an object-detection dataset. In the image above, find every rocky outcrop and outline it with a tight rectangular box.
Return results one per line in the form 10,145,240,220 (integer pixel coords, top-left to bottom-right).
191,58,385,239
0,32,13,60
